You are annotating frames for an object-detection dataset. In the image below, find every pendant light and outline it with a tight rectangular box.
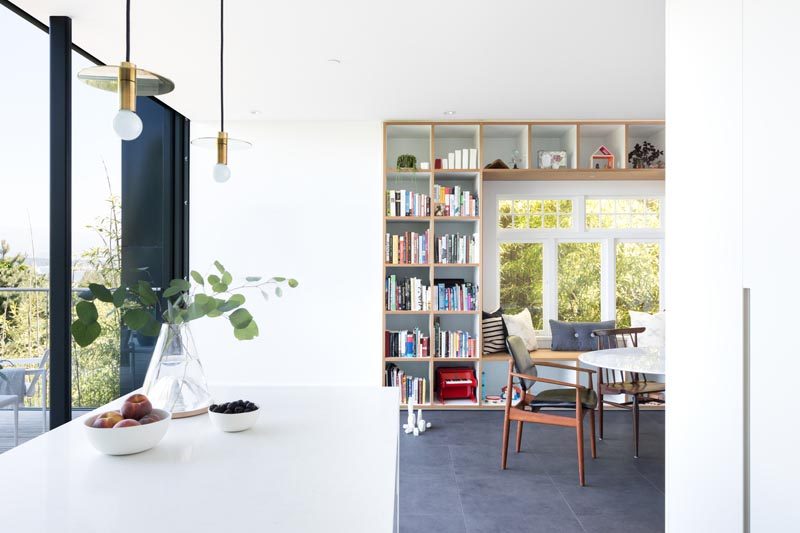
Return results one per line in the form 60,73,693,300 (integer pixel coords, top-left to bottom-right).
192,0,252,183
77,0,175,140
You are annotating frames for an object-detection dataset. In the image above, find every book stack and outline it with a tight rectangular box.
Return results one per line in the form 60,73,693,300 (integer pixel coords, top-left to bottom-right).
436,148,478,170
385,328,429,357
386,364,427,405
431,280,478,311
433,185,478,217
385,230,429,264
385,275,431,311
435,233,478,264
386,189,431,217
433,329,477,358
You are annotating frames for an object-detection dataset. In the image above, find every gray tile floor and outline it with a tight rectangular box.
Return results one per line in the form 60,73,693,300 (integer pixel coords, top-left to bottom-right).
399,410,664,533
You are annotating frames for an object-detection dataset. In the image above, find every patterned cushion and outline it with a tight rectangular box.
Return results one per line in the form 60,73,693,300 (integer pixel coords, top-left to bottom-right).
482,316,506,354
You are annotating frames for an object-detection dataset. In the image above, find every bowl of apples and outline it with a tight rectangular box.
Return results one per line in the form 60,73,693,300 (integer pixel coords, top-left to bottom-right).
84,394,171,455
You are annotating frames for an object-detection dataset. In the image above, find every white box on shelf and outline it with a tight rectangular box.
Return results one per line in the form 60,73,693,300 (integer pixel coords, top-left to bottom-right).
448,152,455,169
462,149,470,168
455,150,462,169
420,162,430,170
442,159,449,169
469,148,477,169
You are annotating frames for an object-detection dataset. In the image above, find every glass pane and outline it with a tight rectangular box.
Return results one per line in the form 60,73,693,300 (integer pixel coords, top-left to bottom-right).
0,7,51,445
499,243,544,329
600,199,615,214
558,200,573,213
543,200,557,213
530,200,543,213
585,214,600,229
513,200,528,215
600,215,614,229
499,214,512,228
646,198,660,213
558,215,572,229
616,242,660,326
529,215,542,229
513,216,527,229
543,214,557,228
71,51,122,409
558,242,601,322
498,200,512,214
585,199,600,214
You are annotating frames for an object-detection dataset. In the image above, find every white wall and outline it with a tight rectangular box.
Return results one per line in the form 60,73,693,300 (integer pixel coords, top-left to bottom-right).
190,121,382,385
666,1,744,531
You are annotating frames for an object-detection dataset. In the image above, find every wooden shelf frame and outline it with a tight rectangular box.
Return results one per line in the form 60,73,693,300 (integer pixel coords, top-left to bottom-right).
382,119,665,410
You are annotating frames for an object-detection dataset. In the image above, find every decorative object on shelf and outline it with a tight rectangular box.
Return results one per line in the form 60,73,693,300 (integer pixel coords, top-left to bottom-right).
191,0,252,182
419,162,430,170
484,159,510,169
77,0,175,140
501,384,521,403
590,145,615,169
434,158,443,169
511,149,522,169
538,150,567,169
396,154,417,170
70,261,298,417
627,141,664,169
436,367,477,403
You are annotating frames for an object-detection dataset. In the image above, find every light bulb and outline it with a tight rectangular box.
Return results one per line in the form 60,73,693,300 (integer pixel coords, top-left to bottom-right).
113,109,143,140
213,163,231,183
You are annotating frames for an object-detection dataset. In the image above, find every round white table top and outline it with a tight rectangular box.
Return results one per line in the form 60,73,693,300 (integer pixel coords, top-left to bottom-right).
579,346,665,375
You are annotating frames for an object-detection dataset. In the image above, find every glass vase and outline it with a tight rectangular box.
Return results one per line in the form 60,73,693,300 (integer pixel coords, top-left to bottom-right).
142,323,212,418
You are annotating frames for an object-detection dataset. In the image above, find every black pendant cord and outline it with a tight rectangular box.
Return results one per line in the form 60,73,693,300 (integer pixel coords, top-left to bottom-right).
125,0,131,62
220,0,224,132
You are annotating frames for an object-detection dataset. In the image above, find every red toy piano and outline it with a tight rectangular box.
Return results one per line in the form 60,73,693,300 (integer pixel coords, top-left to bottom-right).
436,367,478,402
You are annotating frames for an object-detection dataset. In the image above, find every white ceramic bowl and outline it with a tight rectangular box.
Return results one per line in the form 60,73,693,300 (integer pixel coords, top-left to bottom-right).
208,407,260,432
84,409,171,455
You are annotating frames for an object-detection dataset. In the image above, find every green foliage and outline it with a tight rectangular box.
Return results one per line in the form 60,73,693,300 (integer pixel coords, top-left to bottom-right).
615,242,660,326
499,243,544,329
396,154,417,169
71,260,299,347
558,242,602,322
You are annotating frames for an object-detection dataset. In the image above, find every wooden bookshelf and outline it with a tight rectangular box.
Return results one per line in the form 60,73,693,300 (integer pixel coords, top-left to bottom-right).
382,119,665,409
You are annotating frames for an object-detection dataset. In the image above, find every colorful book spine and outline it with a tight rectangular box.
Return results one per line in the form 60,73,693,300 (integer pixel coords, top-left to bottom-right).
385,276,432,311
385,230,429,264
431,282,478,311
384,329,429,357
386,189,431,217
434,329,477,358
434,233,478,264
432,185,478,217
385,365,427,405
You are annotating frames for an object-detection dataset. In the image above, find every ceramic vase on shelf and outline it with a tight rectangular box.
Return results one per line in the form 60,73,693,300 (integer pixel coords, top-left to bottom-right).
142,323,212,418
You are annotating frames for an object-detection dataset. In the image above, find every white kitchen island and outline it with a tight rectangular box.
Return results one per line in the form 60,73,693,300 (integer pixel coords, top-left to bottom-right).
0,385,399,533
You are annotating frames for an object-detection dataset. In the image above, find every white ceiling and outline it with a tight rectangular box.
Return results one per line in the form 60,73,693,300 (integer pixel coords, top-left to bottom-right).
14,0,664,122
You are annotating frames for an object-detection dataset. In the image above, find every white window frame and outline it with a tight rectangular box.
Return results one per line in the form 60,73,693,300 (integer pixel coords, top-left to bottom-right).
496,194,665,337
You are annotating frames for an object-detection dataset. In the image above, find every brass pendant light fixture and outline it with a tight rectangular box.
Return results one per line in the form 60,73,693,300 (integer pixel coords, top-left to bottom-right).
77,0,175,140
192,0,252,183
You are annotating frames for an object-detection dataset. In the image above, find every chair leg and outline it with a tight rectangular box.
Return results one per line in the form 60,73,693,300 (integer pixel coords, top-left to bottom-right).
576,415,585,486
598,393,604,440
515,421,523,453
13,402,19,447
501,415,511,469
589,409,597,459
632,395,640,459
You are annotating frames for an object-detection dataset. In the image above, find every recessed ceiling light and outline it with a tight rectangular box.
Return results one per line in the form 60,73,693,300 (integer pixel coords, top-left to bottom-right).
327,58,342,64
444,110,456,115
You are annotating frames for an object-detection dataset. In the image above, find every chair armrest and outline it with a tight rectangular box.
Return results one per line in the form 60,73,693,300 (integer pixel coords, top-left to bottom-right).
534,361,596,373
510,371,584,390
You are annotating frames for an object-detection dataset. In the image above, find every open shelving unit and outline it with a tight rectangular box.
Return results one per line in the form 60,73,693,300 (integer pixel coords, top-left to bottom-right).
383,119,665,409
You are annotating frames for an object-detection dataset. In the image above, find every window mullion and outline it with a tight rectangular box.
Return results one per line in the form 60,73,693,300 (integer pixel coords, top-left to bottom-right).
602,237,616,322
543,238,558,332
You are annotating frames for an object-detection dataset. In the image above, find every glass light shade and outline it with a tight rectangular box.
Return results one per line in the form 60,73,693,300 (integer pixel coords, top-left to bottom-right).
143,323,212,418
77,64,175,95
113,109,143,140
213,163,231,182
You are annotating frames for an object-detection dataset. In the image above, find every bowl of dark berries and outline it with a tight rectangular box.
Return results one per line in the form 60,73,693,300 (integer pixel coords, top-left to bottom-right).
207,400,260,432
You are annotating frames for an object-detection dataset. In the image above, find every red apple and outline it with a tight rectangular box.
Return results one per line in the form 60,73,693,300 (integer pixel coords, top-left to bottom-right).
91,410,123,428
138,412,163,425
113,419,141,428
121,394,152,420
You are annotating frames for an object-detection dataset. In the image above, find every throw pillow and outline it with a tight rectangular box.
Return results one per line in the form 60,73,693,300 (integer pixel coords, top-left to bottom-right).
502,308,539,351
550,319,616,351
630,310,666,348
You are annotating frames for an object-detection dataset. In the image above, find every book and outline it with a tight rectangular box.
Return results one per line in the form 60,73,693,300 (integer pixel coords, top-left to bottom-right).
434,232,478,264
433,327,477,358
454,150,462,169
469,148,477,169
462,148,469,169
385,230,429,264
385,364,427,405
448,152,455,169
385,329,429,357
431,280,478,311
385,275,431,311
433,185,479,216
386,189,431,217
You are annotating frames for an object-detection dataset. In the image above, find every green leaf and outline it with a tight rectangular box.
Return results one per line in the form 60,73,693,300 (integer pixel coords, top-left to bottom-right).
217,294,245,312
170,278,191,292
245,276,261,282
194,293,210,306
206,308,223,318
204,297,224,314
233,320,259,341
275,286,283,297
140,317,161,337
123,308,150,330
71,320,101,347
271,277,286,282
229,308,253,329
211,283,228,293
76,301,98,324
214,260,225,274
191,270,205,285
185,302,207,321
112,286,126,307
208,274,221,286
221,271,233,285
136,280,158,306
89,283,114,302
288,279,299,288
162,286,183,298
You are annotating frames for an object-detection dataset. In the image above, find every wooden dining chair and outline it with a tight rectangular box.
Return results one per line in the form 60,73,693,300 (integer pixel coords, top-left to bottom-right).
593,327,665,458
501,335,598,486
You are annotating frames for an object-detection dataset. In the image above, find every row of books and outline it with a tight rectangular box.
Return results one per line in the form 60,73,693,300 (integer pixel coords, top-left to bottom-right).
385,276,430,311
385,328,430,357
386,364,427,405
385,230,429,264
435,233,478,264
386,190,430,217
432,281,478,311
433,185,478,217
433,321,477,358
